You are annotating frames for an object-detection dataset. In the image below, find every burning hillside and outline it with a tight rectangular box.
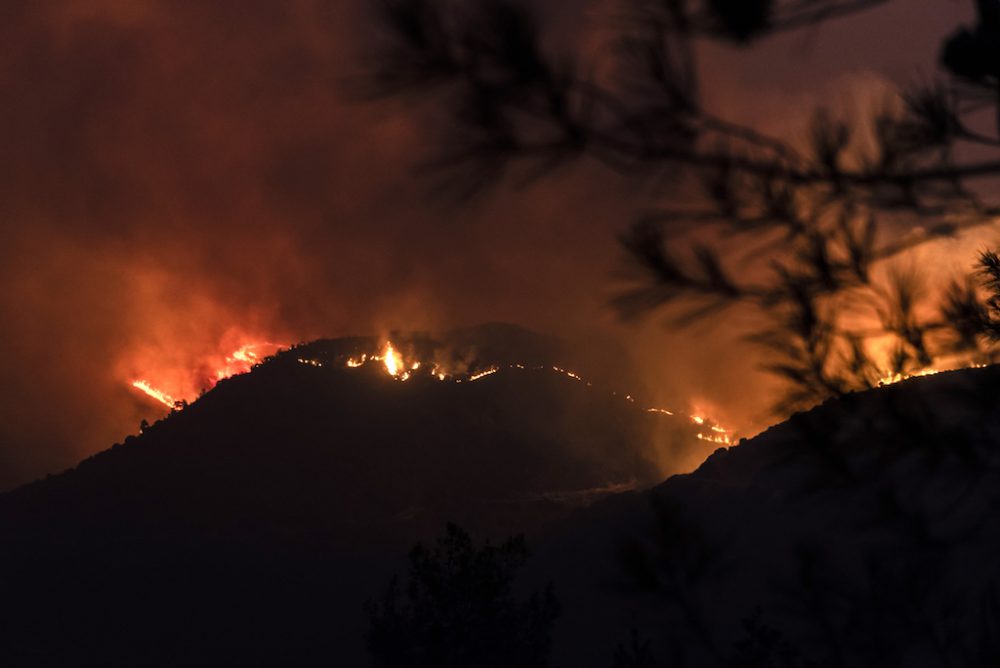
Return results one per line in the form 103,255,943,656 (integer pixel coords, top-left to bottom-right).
302,333,740,449
4,328,999,666
0,324,729,665
126,320,996,459
127,324,736,448
129,340,286,409
555,362,1000,668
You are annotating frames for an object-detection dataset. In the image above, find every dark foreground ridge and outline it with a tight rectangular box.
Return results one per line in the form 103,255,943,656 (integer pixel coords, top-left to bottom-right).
3,326,1000,666
0,324,704,667
600,364,1000,666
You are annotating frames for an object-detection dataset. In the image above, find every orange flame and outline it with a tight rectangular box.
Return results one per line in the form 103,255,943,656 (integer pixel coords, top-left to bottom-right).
382,341,402,376
877,363,987,387
130,340,284,409
468,367,499,381
131,380,175,409
316,342,739,444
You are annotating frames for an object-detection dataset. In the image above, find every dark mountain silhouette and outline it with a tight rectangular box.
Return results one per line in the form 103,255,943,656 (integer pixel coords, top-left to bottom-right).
4,322,996,666
525,364,1000,667
0,324,706,667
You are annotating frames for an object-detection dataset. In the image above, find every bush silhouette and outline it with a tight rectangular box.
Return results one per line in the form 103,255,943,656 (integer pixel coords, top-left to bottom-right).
366,523,559,668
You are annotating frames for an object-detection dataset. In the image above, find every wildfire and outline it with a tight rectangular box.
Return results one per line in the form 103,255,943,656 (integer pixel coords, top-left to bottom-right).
468,367,499,382
130,330,993,451
381,342,402,377
131,380,176,409
878,368,941,386
214,344,264,380
130,340,284,410
294,339,738,446
877,363,987,387
132,332,740,449
696,424,733,445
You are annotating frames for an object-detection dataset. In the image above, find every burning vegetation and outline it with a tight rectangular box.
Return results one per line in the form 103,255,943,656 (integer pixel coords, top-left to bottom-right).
295,338,736,445
362,0,1000,421
129,329,738,444
130,341,285,410
128,326,998,451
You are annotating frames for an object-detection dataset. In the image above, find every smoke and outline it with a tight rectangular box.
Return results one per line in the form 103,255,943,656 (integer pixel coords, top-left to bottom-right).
0,0,976,489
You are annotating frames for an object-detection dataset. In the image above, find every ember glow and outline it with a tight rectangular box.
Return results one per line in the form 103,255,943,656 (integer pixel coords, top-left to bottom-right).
696,424,733,445
877,363,988,387
131,380,176,409
128,328,991,453
216,345,264,380
129,340,285,409
468,367,500,382
381,342,402,377
295,339,737,444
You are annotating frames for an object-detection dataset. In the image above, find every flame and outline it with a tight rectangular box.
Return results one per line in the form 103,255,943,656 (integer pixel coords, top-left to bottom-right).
468,367,499,382
696,432,733,445
382,342,402,377
877,363,987,387
214,344,266,380
552,366,582,381
131,331,741,453
688,409,733,444
696,422,733,445
322,343,738,445
131,329,990,450
131,380,175,409
130,340,284,409
878,367,941,386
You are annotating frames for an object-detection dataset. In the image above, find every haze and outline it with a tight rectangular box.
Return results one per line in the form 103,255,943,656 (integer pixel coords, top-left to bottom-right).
0,0,973,489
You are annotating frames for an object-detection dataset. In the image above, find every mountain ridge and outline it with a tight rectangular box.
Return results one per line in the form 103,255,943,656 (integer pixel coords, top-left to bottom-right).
0,325,709,667
4,325,995,666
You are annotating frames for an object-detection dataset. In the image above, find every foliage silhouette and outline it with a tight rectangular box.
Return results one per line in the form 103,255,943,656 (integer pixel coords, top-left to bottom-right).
611,628,662,668
364,0,1000,415
730,608,821,668
366,523,559,668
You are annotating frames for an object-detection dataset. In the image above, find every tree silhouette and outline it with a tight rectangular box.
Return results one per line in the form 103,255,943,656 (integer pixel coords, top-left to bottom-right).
729,608,819,668
611,628,664,668
366,523,559,668
364,0,1000,414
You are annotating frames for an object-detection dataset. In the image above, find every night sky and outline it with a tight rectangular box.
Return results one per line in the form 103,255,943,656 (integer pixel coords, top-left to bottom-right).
0,0,975,489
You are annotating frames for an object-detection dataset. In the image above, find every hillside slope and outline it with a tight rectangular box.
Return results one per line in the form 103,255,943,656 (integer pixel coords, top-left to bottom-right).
5,326,994,666
536,364,1000,667
0,325,706,667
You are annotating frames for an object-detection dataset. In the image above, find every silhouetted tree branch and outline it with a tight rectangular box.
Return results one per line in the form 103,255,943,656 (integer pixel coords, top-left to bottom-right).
364,0,1000,414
